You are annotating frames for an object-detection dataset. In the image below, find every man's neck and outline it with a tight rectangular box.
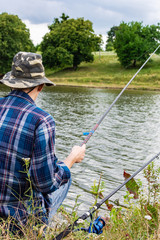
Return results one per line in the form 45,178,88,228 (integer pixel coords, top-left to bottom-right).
22,87,39,101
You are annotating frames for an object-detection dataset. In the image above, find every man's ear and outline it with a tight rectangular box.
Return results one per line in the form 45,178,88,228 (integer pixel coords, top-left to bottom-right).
37,84,44,92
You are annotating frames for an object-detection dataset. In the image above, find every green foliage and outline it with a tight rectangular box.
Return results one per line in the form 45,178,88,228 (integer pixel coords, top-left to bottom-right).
71,194,82,220
107,162,160,240
106,41,114,51
112,21,160,67
0,157,47,239
143,162,160,204
139,163,160,231
41,13,102,70
106,26,119,51
123,170,140,199
85,162,160,239
90,175,105,199
42,46,73,69
0,12,35,75
35,44,41,52
90,174,106,216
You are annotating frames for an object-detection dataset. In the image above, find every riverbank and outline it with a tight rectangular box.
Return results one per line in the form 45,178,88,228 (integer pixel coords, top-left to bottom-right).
46,51,160,90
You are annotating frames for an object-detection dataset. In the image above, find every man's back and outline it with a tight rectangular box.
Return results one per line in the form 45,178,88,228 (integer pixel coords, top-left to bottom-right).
0,90,57,222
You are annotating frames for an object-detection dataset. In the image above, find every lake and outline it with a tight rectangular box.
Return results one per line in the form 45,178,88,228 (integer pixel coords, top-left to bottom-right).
1,85,160,214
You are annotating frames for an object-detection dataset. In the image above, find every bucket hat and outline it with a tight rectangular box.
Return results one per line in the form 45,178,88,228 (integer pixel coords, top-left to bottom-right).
0,52,55,88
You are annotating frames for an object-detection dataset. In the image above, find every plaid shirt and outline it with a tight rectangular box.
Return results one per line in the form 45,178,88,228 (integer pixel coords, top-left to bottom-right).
0,90,70,223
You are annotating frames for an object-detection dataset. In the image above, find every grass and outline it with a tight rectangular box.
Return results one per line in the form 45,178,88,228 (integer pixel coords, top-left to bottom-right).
45,51,160,90
2,162,160,239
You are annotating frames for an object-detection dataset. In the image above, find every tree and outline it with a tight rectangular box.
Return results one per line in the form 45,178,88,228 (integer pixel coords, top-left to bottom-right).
0,12,35,75
112,21,160,67
106,26,119,51
42,46,73,69
41,14,102,70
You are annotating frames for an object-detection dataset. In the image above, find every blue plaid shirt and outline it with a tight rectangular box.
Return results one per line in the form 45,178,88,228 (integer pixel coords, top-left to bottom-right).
0,90,70,223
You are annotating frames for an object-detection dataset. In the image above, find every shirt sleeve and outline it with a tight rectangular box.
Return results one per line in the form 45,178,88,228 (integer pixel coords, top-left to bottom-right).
29,115,71,194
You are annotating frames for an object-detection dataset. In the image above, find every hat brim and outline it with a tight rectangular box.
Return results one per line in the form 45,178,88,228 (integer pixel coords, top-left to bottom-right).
0,71,55,88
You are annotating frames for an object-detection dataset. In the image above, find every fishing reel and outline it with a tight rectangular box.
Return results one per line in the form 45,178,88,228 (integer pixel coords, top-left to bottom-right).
76,216,106,235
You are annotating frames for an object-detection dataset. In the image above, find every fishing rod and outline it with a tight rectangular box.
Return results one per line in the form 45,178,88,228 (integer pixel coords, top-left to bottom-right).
54,151,160,240
81,45,160,146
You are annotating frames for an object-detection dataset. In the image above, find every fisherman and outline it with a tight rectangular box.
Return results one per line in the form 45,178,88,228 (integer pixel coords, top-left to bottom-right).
0,52,86,230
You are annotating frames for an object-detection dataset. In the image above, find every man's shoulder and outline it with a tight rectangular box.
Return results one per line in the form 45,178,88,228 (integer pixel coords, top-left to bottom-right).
32,105,55,124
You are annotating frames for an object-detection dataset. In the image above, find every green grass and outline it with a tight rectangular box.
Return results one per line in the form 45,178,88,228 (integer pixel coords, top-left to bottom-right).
1,162,160,239
46,51,160,90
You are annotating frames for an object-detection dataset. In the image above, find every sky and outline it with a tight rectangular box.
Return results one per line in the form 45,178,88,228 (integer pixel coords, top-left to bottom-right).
1,0,160,47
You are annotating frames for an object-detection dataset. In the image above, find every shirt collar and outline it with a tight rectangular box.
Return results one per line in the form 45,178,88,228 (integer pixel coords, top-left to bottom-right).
8,90,36,105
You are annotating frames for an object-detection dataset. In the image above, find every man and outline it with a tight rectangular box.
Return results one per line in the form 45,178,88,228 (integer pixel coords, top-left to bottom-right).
0,52,86,227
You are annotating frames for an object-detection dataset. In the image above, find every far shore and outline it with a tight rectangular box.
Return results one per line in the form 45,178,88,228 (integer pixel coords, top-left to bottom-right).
48,79,160,91
46,51,160,92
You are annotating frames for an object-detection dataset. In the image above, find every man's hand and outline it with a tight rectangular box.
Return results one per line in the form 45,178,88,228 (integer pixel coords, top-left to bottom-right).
63,144,86,169
70,145,86,163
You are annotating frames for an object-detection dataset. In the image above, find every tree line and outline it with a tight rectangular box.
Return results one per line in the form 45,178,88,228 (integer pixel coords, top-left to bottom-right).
0,12,160,75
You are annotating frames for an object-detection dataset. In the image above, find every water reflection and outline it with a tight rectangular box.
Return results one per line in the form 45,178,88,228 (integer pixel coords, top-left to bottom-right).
1,85,160,213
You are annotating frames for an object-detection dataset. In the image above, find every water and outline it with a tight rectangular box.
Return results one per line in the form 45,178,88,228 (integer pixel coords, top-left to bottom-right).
1,85,160,214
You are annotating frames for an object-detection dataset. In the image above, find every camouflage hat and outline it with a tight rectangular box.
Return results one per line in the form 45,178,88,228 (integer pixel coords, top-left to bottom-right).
0,52,55,88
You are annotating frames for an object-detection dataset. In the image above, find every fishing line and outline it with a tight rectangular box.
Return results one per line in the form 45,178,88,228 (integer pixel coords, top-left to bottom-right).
54,151,160,240
81,45,160,146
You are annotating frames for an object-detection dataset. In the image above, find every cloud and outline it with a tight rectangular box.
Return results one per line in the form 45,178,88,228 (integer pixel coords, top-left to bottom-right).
1,0,67,24
1,0,160,46
2,0,160,26
23,20,49,45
